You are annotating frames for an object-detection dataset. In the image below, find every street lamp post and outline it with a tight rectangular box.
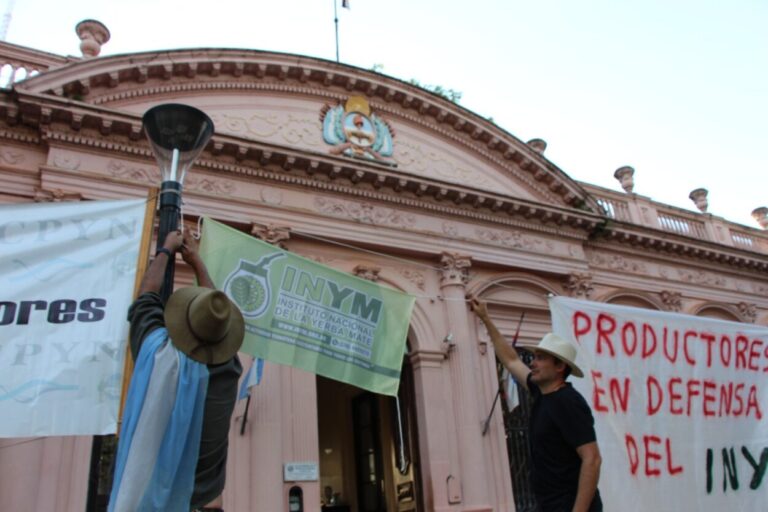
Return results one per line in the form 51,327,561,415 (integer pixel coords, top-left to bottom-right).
142,103,214,302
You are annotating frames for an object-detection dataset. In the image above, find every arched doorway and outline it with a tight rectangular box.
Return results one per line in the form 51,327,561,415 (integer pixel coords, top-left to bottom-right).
316,349,422,512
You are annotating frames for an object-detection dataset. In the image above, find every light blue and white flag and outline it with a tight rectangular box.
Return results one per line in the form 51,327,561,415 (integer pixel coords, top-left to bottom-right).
109,329,209,512
238,357,264,400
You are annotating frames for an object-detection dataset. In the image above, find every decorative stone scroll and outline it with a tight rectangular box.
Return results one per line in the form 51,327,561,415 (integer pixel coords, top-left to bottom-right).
250,224,290,249
353,264,381,282
314,197,416,228
659,290,682,312
737,302,757,323
475,227,554,252
563,273,594,299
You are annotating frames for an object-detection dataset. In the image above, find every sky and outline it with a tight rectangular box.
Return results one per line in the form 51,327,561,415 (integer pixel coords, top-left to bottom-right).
4,0,767,228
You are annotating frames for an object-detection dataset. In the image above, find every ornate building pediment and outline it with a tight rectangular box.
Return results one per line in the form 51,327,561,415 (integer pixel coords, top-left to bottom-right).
13,49,602,215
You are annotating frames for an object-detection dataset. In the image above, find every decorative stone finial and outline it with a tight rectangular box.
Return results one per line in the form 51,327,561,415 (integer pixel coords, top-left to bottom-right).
689,188,708,213
613,166,635,193
75,19,110,58
751,207,768,229
527,138,547,154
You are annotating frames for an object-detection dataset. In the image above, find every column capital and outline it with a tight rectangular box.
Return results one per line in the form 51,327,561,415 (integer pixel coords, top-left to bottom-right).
439,252,472,287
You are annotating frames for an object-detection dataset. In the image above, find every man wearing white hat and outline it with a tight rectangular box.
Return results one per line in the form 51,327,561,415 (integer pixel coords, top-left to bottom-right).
470,298,602,512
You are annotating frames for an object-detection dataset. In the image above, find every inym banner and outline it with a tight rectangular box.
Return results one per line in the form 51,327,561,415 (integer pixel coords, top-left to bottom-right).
549,296,768,512
0,199,147,437
199,218,415,396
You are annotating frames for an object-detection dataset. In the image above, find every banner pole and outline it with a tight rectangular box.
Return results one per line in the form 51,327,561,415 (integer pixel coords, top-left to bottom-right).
116,187,159,435
482,311,525,436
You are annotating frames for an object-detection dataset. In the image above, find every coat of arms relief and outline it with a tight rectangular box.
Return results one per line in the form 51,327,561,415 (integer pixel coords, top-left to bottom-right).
320,96,396,165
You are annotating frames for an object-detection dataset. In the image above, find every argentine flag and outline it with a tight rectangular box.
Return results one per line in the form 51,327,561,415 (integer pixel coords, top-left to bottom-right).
239,357,264,400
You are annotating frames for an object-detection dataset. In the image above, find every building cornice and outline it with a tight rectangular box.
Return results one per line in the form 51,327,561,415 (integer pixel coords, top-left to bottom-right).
2,89,766,273
13,48,600,213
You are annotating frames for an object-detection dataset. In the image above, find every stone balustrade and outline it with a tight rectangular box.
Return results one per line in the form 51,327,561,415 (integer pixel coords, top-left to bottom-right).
584,182,768,254
0,41,70,88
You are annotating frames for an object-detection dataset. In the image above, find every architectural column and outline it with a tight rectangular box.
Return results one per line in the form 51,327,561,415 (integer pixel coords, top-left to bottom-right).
438,252,492,510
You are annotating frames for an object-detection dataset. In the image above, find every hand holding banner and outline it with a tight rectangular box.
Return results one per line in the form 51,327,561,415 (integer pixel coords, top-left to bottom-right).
199,218,415,396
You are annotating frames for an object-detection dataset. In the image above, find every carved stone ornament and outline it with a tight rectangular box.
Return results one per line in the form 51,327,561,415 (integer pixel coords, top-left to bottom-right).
614,166,635,194
314,197,416,228
659,290,682,312
353,264,381,282
439,252,471,287
399,269,426,291
588,253,648,275
320,95,396,164
0,148,25,165
107,160,160,184
751,207,768,229
250,224,290,248
33,188,83,203
186,175,236,195
52,154,81,171
563,273,594,298
689,188,709,213
737,302,757,323
475,228,554,252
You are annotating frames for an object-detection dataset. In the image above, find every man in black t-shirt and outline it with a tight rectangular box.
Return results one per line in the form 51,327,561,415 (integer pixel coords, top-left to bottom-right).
470,298,602,512
127,230,243,512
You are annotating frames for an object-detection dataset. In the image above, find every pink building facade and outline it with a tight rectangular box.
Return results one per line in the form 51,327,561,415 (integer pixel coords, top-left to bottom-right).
1,25,767,511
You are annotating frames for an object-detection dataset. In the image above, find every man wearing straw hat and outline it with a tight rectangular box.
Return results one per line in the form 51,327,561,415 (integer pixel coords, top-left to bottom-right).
110,230,244,512
470,297,602,512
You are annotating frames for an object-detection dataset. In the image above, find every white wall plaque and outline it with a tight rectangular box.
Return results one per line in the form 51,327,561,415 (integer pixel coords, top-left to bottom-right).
283,461,318,482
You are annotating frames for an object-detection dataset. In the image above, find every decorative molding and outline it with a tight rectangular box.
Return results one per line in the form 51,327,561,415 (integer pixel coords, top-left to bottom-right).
210,112,321,147
588,252,649,274
394,140,496,190
51,154,81,170
250,224,290,248
0,148,25,165
475,227,554,252
314,196,416,228
563,273,594,299
353,264,381,282
399,269,426,291
676,268,728,288
439,252,471,287
76,78,568,204
106,160,160,184
185,174,236,195
259,186,283,205
737,302,757,323
33,188,83,202
659,290,682,312
442,222,459,237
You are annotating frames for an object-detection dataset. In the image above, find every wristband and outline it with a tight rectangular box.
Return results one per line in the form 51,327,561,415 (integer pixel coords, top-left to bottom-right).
156,247,173,259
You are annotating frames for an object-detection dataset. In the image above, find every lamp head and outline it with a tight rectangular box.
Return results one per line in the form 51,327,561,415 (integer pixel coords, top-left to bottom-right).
142,103,214,184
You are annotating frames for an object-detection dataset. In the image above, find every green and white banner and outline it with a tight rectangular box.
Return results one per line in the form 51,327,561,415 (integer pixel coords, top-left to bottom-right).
199,218,415,396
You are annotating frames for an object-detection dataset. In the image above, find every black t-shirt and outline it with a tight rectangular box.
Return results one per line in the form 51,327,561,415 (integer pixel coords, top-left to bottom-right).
128,292,243,509
527,374,603,512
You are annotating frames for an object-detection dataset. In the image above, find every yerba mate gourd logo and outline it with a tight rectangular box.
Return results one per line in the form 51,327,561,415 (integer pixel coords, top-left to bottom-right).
223,253,284,318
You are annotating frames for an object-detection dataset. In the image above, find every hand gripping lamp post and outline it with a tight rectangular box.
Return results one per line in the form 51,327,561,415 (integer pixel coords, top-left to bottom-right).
142,103,214,302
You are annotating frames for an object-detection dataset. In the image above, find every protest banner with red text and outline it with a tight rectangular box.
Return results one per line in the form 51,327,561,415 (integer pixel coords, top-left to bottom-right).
550,296,768,512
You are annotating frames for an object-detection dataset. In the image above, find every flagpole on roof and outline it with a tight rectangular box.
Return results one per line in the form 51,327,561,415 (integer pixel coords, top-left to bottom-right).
333,0,340,62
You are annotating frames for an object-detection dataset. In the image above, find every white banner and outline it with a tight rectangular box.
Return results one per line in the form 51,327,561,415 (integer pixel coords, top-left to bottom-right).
0,199,146,437
549,296,768,512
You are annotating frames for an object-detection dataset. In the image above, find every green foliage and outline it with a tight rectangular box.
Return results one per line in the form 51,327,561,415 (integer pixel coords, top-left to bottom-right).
367,64,462,104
